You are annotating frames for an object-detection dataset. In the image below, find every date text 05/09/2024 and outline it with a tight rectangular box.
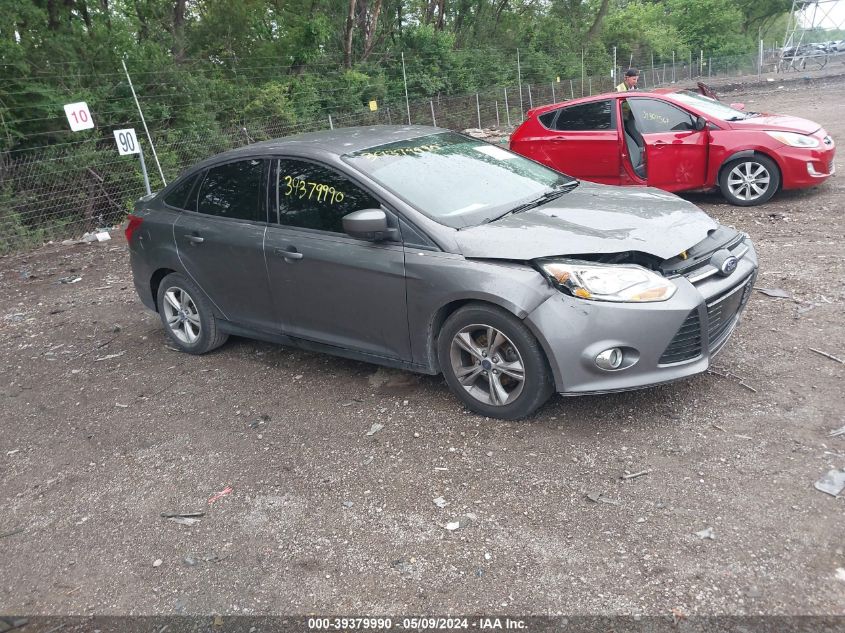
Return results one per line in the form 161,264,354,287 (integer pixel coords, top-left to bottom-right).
306,617,528,631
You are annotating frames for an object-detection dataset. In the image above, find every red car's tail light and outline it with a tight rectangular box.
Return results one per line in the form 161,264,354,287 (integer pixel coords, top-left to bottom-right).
125,214,143,242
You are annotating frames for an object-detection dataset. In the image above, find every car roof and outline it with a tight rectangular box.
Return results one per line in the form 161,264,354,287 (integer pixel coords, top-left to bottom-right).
526,89,684,116
191,124,445,170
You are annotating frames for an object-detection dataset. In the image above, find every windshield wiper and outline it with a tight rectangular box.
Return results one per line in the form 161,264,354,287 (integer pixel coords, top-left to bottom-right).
488,181,579,222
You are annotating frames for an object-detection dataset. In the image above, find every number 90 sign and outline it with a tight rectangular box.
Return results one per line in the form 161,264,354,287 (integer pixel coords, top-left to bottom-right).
113,128,140,156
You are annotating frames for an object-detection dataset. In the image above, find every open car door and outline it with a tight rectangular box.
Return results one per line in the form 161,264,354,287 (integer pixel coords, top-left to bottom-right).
626,97,709,192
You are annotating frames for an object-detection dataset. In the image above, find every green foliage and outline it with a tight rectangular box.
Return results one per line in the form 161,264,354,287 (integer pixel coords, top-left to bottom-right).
0,0,793,248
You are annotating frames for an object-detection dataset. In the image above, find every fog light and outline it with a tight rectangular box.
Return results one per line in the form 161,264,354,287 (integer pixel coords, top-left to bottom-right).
595,348,623,370
807,161,824,177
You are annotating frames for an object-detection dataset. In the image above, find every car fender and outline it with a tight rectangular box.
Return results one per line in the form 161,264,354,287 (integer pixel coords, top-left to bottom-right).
713,148,785,187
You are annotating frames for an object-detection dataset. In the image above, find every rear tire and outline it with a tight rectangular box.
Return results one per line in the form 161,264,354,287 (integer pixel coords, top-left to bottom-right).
719,154,780,206
437,304,554,420
156,272,228,354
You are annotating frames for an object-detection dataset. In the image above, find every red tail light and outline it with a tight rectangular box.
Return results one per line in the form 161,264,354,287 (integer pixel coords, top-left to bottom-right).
125,214,143,242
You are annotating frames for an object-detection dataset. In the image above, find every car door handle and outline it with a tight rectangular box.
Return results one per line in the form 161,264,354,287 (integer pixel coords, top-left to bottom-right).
186,235,204,244
275,248,303,260
652,141,667,148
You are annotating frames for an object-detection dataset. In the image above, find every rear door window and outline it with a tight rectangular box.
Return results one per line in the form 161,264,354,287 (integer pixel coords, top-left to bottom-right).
542,100,616,131
196,159,266,222
163,174,199,210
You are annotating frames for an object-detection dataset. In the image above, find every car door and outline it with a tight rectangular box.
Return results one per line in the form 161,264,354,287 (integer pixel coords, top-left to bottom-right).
264,158,411,361
534,99,621,184
173,158,277,331
626,97,708,192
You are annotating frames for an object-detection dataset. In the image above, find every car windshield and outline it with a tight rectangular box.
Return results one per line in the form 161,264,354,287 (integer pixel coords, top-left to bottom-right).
343,132,575,228
672,90,750,121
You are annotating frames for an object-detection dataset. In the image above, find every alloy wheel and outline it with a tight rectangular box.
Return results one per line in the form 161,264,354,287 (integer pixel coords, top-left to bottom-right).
449,324,526,406
726,161,771,202
161,286,202,345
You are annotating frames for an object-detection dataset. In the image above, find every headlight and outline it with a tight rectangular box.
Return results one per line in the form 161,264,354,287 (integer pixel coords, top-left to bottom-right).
539,260,676,302
765,131,820,148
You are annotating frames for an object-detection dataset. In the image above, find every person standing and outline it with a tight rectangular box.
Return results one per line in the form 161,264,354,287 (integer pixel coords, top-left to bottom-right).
616,68,640,92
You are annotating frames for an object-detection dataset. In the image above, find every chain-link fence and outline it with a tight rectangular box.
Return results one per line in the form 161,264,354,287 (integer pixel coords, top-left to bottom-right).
1,46,841,255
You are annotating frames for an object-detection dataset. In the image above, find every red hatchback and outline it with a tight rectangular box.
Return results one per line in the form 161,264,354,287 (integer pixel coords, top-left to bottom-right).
509,89,835,206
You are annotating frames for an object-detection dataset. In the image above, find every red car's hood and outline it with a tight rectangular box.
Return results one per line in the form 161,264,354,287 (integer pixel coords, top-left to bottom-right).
727,113,821,135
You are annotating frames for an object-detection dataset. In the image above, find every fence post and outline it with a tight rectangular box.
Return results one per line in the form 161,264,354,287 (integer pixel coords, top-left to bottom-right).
495,100,500,128
517,48,524,122
700,50,704,76
551,82,555,103
758,39,763,76
328,114,333,129
401,52,411,125
588,77,592,95
672,51,675,82
430,100,436,127
387,107,392,125
651,53,656,86
708,57,712,79
122,58,166,186
570,79,574,99
476,93,481,129
527,84,533,109
581,49,585,96
504,88,511,127
689,51,692,79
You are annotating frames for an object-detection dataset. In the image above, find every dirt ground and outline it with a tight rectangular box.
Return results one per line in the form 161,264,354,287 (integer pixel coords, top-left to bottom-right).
1,75,844,621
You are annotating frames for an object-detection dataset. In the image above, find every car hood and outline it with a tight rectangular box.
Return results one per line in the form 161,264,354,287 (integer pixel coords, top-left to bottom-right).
727,113,821,135
455,182,718,261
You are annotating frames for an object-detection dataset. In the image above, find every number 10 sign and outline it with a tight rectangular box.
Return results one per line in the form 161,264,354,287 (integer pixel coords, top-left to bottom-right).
113,128,140,155
64,101,95,131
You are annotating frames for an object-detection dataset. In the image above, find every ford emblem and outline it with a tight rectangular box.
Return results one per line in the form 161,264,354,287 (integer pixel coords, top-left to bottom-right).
720,256,738,276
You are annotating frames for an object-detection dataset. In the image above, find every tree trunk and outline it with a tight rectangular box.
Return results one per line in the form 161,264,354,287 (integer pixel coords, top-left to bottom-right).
172,0,187,62
584,0,610,45
100,0,112,30
361,0,383,61
343,0,356,68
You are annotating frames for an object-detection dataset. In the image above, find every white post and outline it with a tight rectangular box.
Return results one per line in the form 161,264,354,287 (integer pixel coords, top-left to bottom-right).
495,100,500,128
613,46,617,83
476,93,481,129
504,88,511,127
401,52,411,125
328,114,333,130
570,79,574,99
527,84,533,109
517,48,524,121
122,58,166,186
672,51,676,82
430,100,436,127
581,49,585,96
551,82,555,103
759,39,764,76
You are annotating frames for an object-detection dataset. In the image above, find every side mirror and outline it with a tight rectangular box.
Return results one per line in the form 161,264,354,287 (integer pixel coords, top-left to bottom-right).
342,208,400,242
694,116,707,131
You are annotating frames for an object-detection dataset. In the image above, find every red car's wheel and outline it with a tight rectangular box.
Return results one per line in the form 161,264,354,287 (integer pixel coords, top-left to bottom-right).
719,154,780,206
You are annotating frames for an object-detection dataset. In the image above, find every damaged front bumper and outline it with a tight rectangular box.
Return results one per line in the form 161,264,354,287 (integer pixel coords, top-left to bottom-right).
524,241,759,394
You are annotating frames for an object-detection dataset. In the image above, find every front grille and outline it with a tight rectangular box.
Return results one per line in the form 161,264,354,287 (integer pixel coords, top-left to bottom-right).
706,273,755,350
659,309,702,364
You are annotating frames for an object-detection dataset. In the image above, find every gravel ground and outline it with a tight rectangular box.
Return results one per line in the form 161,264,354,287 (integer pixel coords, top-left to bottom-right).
1,75,844,620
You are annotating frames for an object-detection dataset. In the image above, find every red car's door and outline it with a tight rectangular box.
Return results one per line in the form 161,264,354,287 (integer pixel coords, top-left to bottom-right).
533,99,621,185
626,97,709,192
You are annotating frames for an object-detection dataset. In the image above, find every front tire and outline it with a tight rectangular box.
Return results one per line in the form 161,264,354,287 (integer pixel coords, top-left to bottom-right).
719,154,780,206
156,272,228,354
437,304,554,420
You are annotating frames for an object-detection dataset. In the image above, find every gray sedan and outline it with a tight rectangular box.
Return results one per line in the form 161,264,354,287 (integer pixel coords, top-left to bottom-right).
126,126,758,419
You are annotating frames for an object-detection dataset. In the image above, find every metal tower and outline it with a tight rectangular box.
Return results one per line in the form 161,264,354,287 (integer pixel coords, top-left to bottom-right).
780,0,845,70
